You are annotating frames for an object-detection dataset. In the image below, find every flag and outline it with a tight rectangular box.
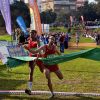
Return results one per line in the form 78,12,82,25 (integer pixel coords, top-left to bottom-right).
30,8,35,30
0,0,12,35
81,15,84,22
70,16,73,26
16,16,29,37
29,0,42,35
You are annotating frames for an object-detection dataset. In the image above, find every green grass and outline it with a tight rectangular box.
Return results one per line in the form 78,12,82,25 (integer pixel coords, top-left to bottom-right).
0,48,100,99
0,34,95,43
0,35,11,41
50,27,67,33
50,26,96,43
70,35,95,43
0,35,100,99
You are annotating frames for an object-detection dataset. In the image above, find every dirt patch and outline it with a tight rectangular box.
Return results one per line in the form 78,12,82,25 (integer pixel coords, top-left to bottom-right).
67,47,86,50
69,42,97,47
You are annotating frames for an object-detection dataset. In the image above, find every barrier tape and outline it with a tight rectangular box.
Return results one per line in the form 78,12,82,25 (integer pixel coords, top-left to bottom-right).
0,90,100,97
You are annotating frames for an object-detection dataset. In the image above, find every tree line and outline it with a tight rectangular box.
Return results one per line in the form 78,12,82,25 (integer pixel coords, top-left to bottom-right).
0,0,100,29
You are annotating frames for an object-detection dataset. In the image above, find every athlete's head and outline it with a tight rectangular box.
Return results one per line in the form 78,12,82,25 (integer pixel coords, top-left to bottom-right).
30,30,37,40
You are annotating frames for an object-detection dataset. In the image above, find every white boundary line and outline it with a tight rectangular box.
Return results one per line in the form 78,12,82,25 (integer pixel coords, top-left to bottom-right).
0,90,100,97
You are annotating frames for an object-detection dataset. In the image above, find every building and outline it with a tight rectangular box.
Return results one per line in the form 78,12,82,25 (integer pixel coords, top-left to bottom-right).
10,0,86,14
10,0,20,4
41,0,88,14
41,0,77,14
76,0,87,8
41,0,54,11
55,0,77,14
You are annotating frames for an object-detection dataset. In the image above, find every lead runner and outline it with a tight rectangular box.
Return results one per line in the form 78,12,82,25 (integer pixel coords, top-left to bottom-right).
24,36,63,98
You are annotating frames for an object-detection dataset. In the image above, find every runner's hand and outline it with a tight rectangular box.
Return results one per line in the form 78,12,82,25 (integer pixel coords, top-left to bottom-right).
24,45,29,50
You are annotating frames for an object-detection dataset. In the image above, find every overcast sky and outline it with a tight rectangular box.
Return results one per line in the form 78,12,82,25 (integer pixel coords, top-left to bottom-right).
89,0,95,3
41,0,95,3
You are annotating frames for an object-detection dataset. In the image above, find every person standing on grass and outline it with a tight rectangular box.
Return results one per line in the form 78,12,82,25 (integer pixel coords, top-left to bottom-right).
76,31,80,48
24,36,63,98
64,33,69,49
59,33,65,53
24,30,40,95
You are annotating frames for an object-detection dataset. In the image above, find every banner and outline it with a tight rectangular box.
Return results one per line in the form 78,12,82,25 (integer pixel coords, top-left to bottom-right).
16,16,29,37
30,8,35,30
70,16,73,26
0,0,12,35
29,0,42,35
0,40,8,46
85,25,100,29
7,45,28,57
0,46,9,64
81,15,84,24
42,24,49,33
8,48,96,66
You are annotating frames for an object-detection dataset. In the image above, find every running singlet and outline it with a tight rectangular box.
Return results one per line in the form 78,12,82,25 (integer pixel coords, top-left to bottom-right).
37,44,59,72
27,38,37,56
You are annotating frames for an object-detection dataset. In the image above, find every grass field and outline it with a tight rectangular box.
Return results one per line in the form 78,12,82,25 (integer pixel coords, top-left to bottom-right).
0,35,11,41
0,34,95,43
0,35,100,99
0,47,100,99
70,35,95,43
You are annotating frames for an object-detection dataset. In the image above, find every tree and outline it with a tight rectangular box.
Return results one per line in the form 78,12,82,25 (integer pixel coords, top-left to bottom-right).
95,0,100,2
55,12,68,26
95,2,100,18
77,1,98,21
10,1,31,29
40,10,57,24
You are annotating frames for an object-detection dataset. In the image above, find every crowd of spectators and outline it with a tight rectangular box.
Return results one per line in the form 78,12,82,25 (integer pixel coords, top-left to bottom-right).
13,28,73,53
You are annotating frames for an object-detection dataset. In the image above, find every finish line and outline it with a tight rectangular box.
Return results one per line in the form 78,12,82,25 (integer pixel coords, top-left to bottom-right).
0,90,100,97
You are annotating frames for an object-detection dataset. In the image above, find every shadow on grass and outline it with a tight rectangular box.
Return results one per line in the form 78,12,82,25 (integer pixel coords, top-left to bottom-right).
65,69,100,74
0,64,11,77
8,71,29,75
0,64,7,71
0,95,99,100
68,47,86,51
0,64,28,77
0,79,26,90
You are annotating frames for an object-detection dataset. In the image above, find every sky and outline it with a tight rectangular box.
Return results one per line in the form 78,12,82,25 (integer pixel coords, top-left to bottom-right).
41,0,96,3
88,0,95,3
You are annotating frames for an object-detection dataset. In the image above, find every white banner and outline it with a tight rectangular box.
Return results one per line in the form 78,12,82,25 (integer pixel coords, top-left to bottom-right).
0,46,9,64
42,24,49,33
85,25,100,29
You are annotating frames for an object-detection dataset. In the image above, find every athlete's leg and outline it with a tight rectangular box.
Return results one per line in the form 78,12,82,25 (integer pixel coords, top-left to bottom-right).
54,70,63,80
43,68,54,97
25,61,35,95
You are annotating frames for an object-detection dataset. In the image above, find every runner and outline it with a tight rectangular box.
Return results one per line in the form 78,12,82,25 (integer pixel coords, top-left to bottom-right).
24,36,63,98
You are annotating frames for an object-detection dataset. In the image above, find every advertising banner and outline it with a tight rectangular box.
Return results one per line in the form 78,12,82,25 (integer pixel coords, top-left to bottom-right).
7,45,28,57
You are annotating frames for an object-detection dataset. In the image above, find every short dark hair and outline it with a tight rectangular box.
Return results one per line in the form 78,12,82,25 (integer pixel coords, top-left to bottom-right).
31,30,37,34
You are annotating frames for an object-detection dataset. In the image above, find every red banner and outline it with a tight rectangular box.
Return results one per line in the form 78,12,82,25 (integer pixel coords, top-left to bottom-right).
29,0,42,35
